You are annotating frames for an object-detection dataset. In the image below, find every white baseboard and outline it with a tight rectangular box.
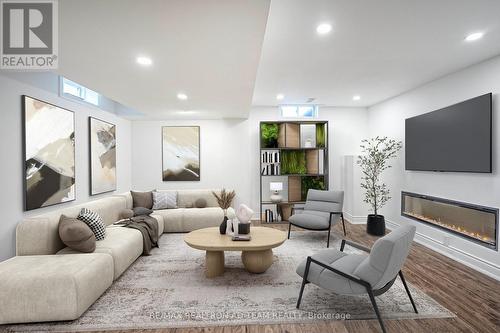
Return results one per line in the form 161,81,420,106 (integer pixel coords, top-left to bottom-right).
343,212,367,224
385,219,500,282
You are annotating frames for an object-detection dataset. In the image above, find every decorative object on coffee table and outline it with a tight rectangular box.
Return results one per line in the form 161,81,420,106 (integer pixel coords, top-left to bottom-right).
238,222,251,234
358,136,403,236
269,182,283,203
212,189,236,234
184,227,286,277
236,204,254,235
227,218,237,236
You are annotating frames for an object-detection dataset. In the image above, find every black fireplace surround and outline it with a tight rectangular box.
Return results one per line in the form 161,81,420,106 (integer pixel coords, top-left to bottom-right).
401,191,498,250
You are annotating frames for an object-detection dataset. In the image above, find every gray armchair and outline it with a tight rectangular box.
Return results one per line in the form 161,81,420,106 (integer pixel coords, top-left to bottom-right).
288,189,346,247
295,225,417,333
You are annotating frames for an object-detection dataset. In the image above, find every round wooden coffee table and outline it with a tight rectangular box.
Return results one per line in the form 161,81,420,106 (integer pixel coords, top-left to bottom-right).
184,227,287,278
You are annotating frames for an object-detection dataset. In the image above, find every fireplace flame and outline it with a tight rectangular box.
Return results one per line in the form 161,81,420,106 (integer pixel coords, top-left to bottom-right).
404,211,493,244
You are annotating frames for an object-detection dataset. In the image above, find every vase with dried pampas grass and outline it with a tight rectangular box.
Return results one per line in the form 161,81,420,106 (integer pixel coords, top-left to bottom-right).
212,189,236,234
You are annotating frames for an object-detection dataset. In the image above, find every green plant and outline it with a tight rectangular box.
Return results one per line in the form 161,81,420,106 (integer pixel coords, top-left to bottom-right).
261,123,279,148
281,150,306,174
316,123,326,147
357,136,403,216
301,176,326,200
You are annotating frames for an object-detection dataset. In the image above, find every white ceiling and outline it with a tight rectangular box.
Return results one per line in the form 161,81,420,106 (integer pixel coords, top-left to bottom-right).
253,0,500,107
58,0,270,119
57,0,500,119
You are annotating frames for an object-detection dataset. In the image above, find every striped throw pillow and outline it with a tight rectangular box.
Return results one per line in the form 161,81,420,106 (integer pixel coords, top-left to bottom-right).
77,208,106,241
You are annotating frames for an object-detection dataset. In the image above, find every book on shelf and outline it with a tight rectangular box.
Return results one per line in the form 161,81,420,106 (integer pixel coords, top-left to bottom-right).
261,151,280,164
261,163,280,176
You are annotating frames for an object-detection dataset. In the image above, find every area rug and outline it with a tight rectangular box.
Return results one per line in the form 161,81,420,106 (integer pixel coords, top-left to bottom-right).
3,231,454,332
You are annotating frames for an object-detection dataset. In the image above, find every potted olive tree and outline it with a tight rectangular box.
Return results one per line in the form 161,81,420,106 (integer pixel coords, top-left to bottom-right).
357,137,403,236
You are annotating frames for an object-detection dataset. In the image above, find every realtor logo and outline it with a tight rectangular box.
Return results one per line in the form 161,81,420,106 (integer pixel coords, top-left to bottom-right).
1,0,58,69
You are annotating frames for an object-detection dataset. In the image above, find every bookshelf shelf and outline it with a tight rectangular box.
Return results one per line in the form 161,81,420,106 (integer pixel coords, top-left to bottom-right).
259,121,329,223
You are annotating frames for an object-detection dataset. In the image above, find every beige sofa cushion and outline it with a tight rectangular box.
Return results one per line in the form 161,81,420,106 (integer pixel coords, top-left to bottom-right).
151,214,164,235
155,207,235,232
0,254,113,324
154,208,185,232
57,226,142,280
17,196,127,256
177,189,223,208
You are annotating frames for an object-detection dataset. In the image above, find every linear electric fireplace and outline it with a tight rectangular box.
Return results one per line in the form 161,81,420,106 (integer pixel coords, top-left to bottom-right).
401,192,498,250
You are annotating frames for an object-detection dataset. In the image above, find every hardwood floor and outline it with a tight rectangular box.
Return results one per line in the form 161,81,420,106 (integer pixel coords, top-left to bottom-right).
87,222,500,333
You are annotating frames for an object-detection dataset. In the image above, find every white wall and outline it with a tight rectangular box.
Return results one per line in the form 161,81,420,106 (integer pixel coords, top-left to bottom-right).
368,55,500,279
131,119,252,209
0,73,132,261
131,107,369,216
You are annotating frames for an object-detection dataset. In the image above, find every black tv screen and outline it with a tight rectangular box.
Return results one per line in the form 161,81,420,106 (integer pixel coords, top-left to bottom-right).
405,93,492,173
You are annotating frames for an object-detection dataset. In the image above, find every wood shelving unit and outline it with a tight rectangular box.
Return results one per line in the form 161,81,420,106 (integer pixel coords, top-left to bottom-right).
259,120,329,223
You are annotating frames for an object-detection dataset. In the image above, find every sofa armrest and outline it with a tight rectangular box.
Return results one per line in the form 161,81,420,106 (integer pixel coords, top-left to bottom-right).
16,218,65,255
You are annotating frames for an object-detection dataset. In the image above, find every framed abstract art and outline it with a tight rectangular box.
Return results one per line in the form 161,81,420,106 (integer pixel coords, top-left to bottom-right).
162,126,200,181
89,117,116,195
23,96,75,210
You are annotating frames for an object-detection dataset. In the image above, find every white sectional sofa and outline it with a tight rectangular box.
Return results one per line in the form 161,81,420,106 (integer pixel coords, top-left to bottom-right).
0,189,233,325
115,189,235,232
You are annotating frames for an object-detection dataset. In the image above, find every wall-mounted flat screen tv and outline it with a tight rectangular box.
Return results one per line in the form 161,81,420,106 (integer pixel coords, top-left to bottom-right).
405,93,492,173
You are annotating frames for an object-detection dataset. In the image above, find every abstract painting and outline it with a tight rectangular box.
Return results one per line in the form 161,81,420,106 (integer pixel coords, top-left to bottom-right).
162,126,200,181
89,117,116,195
23,96,75,210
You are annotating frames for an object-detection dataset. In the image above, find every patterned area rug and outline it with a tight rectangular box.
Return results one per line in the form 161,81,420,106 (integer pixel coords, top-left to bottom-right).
4,231,454,332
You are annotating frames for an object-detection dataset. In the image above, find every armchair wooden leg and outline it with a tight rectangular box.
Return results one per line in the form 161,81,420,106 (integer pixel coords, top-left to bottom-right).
341,213,347,236
297,257,311,309
287,222,291,239
367,288,387,333
399,271,418,313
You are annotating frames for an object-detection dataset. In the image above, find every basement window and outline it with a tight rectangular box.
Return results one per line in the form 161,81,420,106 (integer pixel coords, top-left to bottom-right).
60,77,100,106
280,105,318,118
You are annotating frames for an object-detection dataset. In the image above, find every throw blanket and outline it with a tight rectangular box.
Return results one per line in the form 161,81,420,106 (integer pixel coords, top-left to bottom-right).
118,216,159,255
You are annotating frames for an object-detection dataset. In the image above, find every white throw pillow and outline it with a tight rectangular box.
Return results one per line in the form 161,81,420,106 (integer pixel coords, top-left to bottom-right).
152,191,177,210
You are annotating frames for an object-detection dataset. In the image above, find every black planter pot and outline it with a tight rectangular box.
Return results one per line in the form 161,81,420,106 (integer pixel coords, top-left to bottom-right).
366,214,385,236
219,216,228,235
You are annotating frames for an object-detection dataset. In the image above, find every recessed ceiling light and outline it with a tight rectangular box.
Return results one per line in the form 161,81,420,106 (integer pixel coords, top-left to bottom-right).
352,95,361,101
177,93,188,100
276,94,285,101
465,32,484,42
316,23,332,35
136,56,152,66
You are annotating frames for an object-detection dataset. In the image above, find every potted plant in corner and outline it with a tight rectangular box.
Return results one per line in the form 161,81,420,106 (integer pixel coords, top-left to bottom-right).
357,136,403,236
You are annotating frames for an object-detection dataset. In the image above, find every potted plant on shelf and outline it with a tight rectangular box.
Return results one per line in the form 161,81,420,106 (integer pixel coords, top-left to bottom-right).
261,123,279,148
357,136,403,236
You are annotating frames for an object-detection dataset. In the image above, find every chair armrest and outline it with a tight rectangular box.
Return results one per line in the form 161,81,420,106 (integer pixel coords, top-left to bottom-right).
291,206,304,215
328,211,344,223
340,239,371,253
308,257,369,287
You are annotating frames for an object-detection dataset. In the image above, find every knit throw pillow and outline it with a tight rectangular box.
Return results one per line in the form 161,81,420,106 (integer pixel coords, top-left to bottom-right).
152,191,177,210
77,208,106,241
